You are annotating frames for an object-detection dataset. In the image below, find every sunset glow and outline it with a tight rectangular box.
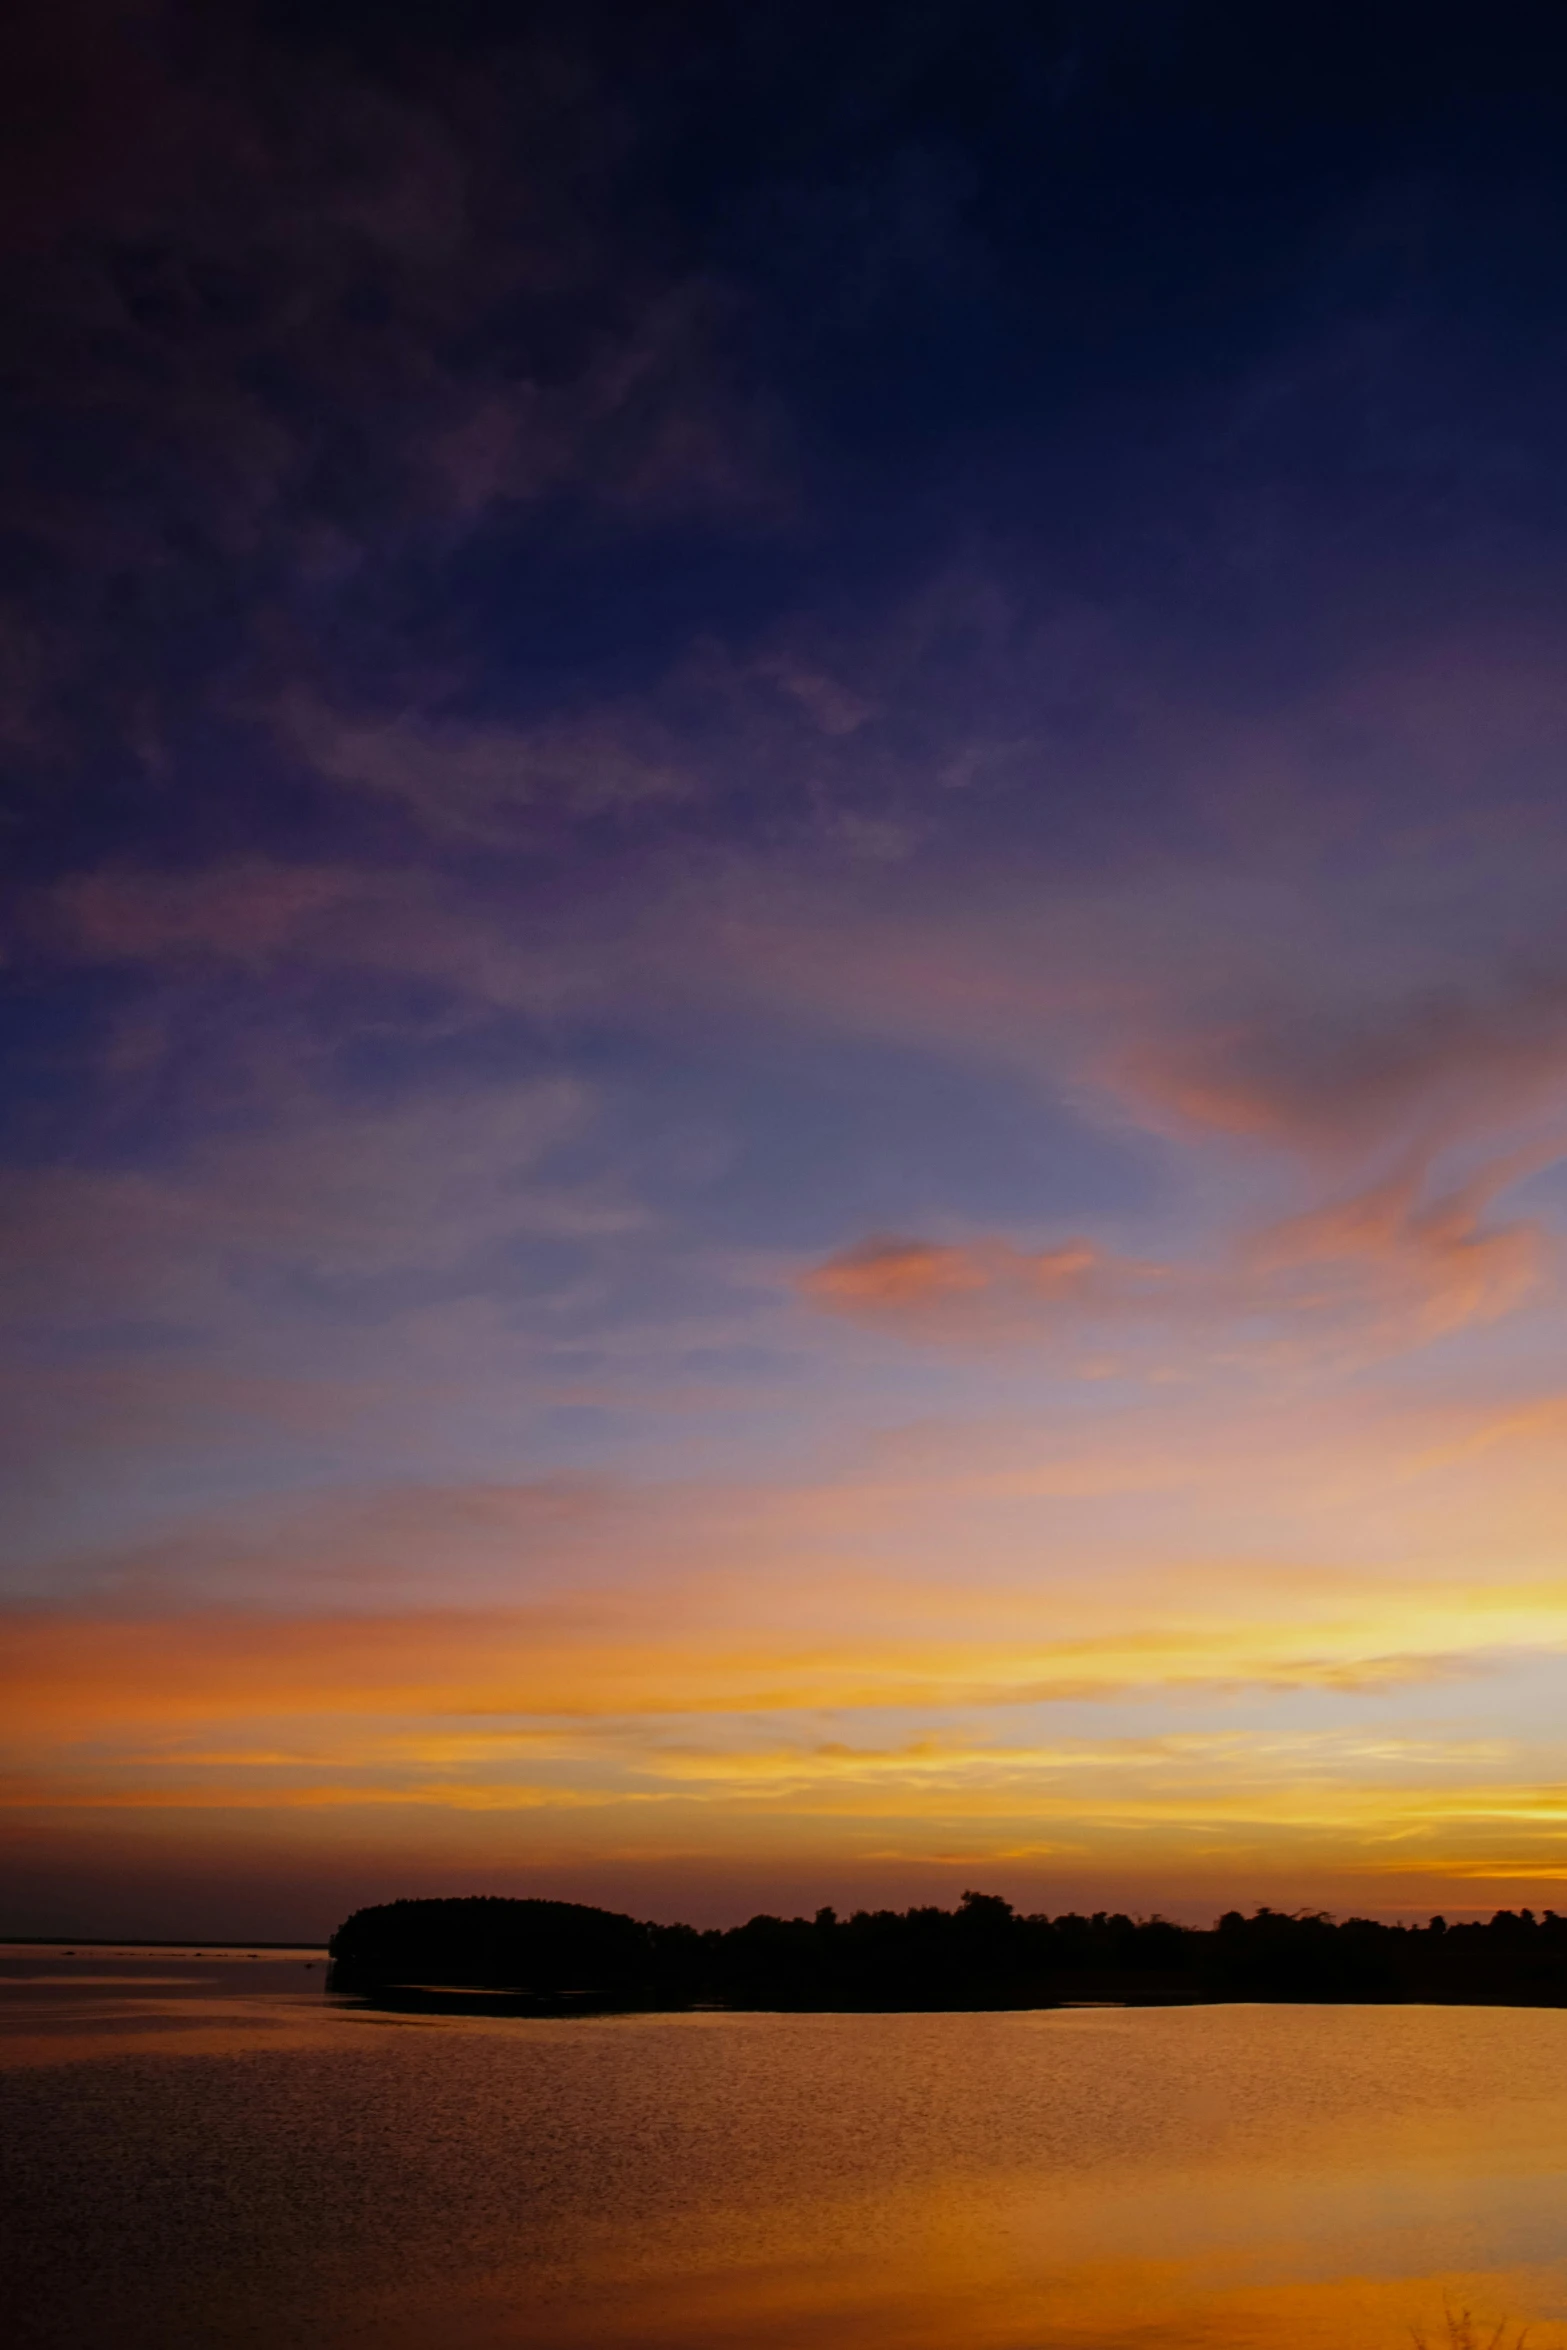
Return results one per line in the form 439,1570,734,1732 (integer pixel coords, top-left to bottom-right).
8,0,1567,1940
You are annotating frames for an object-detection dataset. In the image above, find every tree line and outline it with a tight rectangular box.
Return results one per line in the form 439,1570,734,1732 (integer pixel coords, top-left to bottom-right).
326,1891,1567,2010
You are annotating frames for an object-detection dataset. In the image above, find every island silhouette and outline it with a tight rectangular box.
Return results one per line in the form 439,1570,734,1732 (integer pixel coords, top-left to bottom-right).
327,1891,1567,2013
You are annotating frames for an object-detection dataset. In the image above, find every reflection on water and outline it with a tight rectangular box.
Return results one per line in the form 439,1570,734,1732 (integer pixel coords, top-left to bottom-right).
5,1948,1567,2349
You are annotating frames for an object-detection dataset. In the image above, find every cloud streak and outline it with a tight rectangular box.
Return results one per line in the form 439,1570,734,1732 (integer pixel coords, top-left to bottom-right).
804,1153,1555,1361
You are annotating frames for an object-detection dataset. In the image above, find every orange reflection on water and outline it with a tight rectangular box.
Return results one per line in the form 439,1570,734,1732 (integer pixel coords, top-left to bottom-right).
6,1967,1567,2350
327,2008,1567,2350
357,2204,1567,2350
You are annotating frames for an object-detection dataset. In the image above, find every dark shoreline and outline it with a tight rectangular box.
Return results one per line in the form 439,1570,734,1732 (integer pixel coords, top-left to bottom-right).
327,1891,1567,2015
334,1982,1567,2019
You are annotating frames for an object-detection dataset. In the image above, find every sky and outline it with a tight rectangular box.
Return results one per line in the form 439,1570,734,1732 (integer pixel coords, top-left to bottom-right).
8,0,1567,1938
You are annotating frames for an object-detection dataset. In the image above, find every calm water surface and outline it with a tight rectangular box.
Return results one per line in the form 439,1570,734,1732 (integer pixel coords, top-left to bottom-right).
4,1947,1567,2350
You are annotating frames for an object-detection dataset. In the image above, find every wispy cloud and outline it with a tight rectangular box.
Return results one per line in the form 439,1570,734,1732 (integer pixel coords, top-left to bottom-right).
0,1567,1550,1741
803,1152,1555,1361
0,1076,627,1343
0,0,784,788
274,692,694,841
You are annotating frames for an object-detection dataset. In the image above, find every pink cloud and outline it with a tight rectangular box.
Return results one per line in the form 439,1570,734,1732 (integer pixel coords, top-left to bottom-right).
692,845,1567,1167
48,857,602,1015
1243,1153,1552,1342
57,862,363,963
802,1153,1556,1360
1110,972,1567,1153
804,1234,1171,1326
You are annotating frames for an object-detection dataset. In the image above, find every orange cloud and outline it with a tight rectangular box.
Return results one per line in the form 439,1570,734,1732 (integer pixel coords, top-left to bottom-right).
0,1605,1488,1743
802,1234,1164,1320
8,1613,1567,1914
1244,1151,1552,1340
16,1547,1567,1776
802,1153,1554,1358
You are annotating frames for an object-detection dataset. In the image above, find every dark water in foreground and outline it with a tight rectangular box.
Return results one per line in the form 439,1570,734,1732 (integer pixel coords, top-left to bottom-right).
5,1949,1567,2350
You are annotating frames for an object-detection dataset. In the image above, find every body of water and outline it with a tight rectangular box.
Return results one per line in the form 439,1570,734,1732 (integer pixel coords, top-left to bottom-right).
4,1947,1566,2349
